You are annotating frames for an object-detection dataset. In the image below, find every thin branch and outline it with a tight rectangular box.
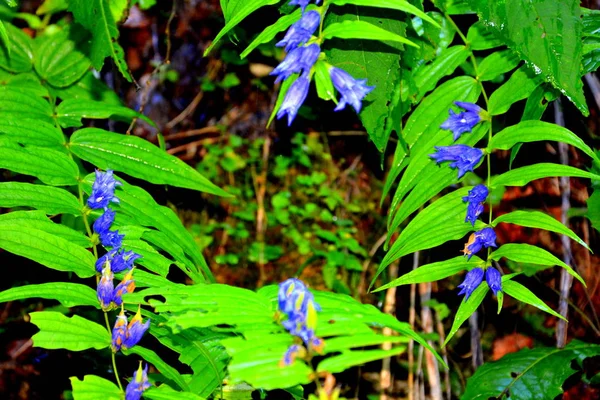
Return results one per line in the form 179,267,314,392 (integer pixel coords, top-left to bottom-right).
469,311,483,369
420,281,442,400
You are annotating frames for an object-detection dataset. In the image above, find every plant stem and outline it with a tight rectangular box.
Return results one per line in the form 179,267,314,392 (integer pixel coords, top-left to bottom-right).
104,312,124,391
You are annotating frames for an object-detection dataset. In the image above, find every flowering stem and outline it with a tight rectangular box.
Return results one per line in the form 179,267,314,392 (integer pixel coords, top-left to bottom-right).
104,311,124,392
445,14,494,262
77,182,99,259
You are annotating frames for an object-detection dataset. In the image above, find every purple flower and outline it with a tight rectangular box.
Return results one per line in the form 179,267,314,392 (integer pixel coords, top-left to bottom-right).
458,267,484,299
278,278,307,314
463,227,498,259
111,250,142,274
125,363,151,400
270,44,320,83
288,0,322,13
277,75,310,126
282,344,302,366
440,101,483,141
100,230,125,249
97,264,114,310
122,308,150,350
113,269,135,307
486,267,502,295
429,145,484,178
111,309,128,352
277,10,320,51
95,249,119,272
87,170,121,210
330,67,374,113
93,209,115,237
462,184,489,226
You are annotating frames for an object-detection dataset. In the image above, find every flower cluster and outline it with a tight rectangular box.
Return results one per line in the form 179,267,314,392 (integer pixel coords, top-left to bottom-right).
278,278,324,365
433,103,502,299
430,102,486,178
111,307,150,353
274,3,374,125
125,363,151,400
88,170,149,353
89,170,141,309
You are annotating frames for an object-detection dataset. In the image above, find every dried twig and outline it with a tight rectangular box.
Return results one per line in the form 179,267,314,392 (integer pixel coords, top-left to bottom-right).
469,311,483,369
419,282,442,400
555,98,574,348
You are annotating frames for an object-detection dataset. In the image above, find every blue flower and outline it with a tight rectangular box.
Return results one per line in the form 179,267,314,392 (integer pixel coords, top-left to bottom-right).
329,67,374,113
95,249,119,272
277,75,310,126
125,363,151,400
111,308,128,352
123,307,150,350
486,267,502,295
429,145,484,178
462,184,489,226
93,209,115,237
277,10,320,51
281,344,303,366
278,278,307,314
288,0,322,13
100,230,125,249
440,101,483,141
270,44,320,83
95,249,141,273
97,264,114,310
87,170,121,210
113,269,135,307
458,267,484,299
462,227,497,259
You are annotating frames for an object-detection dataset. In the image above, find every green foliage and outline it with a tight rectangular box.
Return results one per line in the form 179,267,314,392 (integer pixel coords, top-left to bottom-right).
462,341,600,400
70,375,122,400
67,0,132,81
30,311,110,351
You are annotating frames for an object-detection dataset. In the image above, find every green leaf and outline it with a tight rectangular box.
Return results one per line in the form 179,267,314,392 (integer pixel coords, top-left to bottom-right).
37,0,69,15
477,49,520,81
70,375,122,400
0,118,65,148
374,256,483,292
0,282,98,308
30,311,110,351
0,22,33,73
125,346,190,391
0,210,91,248
444,282,488,345
0,182,81,215
67,0,132,81
56,99,155,128
144,385,206,400
325,6,407,152
122,239,172,276
492,210,590,251
323,334,409,353
489,120,600,163
488,65,542,115
70,129,228,196
587,190,600,233
329,0,439,27
0,220,96,278
490,243,585,286
0,21,9,56
490,163,600,188
469,0,588,115
34,27,91,88
51,70,122,104
240,7,304,59
375,188,483,286
461,341,600,400
313,60,336,102
322,20,418,47
0,87,54,124
503,280,565,321
412,45,470,102
317,347,406,373
466,21,504,51
0,141,78,186
204,0,279,56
